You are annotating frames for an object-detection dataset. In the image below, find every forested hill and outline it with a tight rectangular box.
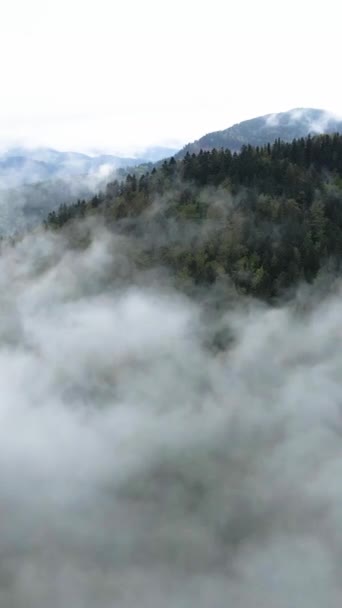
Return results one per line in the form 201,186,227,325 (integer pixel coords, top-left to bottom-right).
45,133,342,299
176,108,342,157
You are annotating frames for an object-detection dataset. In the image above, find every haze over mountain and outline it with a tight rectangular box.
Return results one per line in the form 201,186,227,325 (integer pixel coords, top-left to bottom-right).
176,108,342,158
2,107,342,237
0,146,179,190
0,145,177,234
1,109,340,196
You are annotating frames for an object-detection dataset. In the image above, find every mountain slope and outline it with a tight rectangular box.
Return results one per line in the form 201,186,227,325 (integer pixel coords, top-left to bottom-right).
176,108,342,157
45,133,342,300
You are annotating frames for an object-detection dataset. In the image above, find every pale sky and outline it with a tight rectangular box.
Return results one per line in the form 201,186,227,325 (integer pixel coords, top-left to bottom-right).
0,0,341,155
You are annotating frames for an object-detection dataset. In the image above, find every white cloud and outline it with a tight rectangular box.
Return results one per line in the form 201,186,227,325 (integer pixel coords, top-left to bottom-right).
1,225,342,604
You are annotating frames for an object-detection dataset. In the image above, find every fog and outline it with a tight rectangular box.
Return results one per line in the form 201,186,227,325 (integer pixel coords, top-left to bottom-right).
265,107,341,133
1,224,342,607
0,168,118,236
0,146,145,235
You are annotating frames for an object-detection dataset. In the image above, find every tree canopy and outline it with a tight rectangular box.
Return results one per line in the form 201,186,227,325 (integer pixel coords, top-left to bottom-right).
44,133,342,299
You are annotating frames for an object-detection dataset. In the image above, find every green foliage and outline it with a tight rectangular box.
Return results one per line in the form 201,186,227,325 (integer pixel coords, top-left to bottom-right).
44,134,342,299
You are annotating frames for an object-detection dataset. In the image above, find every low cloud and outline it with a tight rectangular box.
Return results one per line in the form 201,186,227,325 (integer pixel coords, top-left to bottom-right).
0,224,341,606
265,107,342,135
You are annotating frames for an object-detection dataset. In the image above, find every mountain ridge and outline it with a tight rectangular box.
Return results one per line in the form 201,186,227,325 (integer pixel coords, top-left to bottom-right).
175,108,342,158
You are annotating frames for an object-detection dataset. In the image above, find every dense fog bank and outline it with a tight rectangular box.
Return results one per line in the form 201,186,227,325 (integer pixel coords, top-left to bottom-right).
0,225,341,606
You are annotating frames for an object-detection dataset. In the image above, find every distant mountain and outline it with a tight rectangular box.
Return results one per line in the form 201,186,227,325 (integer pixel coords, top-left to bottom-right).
0,145,179,191
0,178,96,236
0,148,146,189
138,146,179,162
176,108,342,158
0,145,179,234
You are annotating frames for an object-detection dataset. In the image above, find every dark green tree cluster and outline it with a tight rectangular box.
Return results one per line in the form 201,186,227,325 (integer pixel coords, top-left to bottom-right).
44,134,342,299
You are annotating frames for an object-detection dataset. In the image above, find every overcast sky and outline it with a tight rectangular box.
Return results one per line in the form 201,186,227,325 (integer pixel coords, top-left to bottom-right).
1,0,341,155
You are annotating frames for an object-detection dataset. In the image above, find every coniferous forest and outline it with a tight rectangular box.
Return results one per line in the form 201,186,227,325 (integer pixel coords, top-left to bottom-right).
45,133,342,299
